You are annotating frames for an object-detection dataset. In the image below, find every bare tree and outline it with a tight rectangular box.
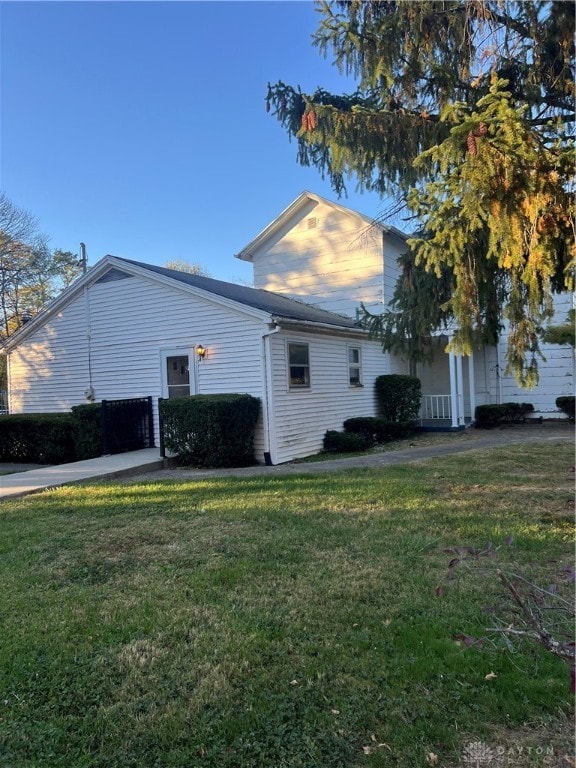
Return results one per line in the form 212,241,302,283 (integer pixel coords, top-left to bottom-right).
0,194,82,341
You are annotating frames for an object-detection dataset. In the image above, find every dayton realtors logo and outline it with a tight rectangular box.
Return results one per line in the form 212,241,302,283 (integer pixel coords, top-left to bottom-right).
461,740,556,766
462,742,495,766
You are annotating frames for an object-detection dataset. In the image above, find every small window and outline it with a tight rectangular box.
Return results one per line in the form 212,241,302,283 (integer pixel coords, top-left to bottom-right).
348,346,362,387
288,343,310,388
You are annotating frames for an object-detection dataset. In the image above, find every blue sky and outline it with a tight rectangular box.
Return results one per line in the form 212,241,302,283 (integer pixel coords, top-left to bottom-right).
1,1,394,283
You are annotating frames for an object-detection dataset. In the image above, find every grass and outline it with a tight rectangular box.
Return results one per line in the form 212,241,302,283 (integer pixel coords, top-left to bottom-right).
0,441,573,767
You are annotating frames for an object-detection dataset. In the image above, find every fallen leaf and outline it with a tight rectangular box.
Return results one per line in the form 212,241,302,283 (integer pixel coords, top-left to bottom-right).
426,753,439,766
362,745,373,755
485,671,497,681
290,679,298,686
330,709,340,715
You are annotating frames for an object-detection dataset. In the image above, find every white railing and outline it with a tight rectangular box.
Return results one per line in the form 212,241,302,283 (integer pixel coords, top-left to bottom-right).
0,390,8,415
421,394,452,420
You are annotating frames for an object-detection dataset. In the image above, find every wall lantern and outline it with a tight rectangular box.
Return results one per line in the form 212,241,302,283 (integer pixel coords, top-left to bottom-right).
195,344,207,359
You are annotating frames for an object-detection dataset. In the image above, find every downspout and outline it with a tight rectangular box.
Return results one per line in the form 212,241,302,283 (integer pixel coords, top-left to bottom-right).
261,323,280,465
83,285,95,401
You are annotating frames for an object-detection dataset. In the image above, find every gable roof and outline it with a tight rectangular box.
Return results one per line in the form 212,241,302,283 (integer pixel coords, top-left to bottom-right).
235,190,407,263
117,257,360,328
1,254,362,352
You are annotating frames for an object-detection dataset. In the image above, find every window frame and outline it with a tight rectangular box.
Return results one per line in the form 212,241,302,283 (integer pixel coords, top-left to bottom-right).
160,348,195,399
347,345,363,388
287,341,311,390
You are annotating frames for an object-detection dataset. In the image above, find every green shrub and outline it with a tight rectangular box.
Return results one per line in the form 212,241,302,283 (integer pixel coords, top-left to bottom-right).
373,418,415,442
322,430,372,453
556,396,575,422
70,403,103,459
160,394,260,468
0,414,75,464
375,375,421,424
475,402,534,428
342,417,377,445
343,416,415,444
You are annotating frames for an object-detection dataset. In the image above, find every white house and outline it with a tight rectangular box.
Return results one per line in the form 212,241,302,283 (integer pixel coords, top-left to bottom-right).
1,254,396,465
2,191,573,464
236,191,575,427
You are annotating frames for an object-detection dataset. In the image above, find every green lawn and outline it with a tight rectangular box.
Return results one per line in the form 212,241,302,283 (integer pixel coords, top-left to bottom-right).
0,441,573,767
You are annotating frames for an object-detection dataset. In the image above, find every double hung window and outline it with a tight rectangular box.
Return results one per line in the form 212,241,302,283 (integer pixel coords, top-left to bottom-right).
288,343,310,388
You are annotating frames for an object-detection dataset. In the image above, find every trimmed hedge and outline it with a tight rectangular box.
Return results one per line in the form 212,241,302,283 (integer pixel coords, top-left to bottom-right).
70,403,103,459
343,416,415,443
375,374,421,424
556,396,575,422
160,394,260,468
0,414,76,464
323,430,372,453
474,402,534,429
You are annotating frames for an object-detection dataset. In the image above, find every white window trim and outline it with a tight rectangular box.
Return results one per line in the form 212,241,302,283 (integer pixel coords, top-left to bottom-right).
347,344,363,388
160,348,196,399
287,341,311,390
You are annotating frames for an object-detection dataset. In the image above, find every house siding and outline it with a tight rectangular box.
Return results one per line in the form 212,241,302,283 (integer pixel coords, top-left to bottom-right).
7,271,269,456
250,199,395,318
268,329,390,463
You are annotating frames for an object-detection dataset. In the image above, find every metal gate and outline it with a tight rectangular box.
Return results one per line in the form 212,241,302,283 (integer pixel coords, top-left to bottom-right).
102,397,154,455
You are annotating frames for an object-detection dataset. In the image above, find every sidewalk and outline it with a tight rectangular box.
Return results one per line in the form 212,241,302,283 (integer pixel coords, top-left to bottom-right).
135,422,574,481
0,424,572,499
0,448,163,499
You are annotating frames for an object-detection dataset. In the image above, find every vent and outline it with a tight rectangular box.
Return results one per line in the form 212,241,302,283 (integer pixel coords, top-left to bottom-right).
95,268,133,284
307,217,318,230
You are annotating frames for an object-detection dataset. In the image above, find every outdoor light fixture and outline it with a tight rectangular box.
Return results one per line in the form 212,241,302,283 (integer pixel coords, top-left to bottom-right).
195,344,207,359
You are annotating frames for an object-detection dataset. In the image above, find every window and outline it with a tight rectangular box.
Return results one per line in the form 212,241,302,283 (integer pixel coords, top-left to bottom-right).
288,343,310,388
348,346,362,387
166,355,190,398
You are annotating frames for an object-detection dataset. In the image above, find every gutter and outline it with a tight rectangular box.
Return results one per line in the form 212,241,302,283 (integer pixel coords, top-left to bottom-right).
271,317,368,339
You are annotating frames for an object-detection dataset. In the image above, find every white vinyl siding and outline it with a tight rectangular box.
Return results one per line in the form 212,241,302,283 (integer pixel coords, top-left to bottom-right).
250,199,394,318
7,271,269,458
269,329,389,463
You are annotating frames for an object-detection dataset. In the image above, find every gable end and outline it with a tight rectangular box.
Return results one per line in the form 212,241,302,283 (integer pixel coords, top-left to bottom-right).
95,268,134,284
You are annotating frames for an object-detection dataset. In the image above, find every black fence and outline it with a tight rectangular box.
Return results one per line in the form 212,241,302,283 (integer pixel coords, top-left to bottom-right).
102,396,155,455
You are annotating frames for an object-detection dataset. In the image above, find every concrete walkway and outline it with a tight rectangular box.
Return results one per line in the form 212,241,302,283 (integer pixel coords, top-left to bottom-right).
136,422,574,481
0,448,163,499
0,423,572,499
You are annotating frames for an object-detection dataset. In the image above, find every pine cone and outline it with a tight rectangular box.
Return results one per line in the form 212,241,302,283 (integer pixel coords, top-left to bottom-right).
307,109,318,130
476,122,488,136
466,132,477,156
301,112,309,131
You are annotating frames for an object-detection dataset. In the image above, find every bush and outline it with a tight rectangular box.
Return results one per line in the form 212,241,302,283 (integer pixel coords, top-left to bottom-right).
342,417,377,445
373,418,415,442
160,394,260,468
70,403,103,459
556,396,575,422
343,416,415,444
375,375,421,424
0,414,76,464
323,430,372,453
475,402,534,429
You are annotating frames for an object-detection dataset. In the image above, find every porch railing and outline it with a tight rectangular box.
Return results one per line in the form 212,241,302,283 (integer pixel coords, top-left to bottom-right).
0,390,8,415
421,394,452,421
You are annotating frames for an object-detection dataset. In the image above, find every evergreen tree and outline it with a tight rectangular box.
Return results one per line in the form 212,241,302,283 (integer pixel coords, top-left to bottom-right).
266,0,574,385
